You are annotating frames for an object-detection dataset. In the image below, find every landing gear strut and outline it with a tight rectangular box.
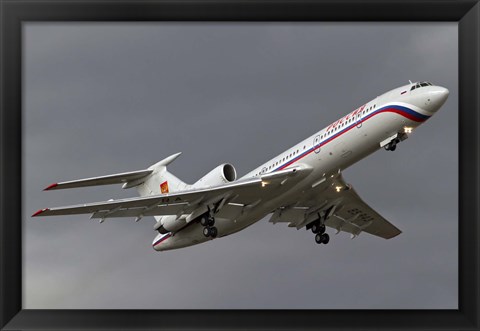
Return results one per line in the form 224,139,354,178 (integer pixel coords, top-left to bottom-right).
200,214,217,238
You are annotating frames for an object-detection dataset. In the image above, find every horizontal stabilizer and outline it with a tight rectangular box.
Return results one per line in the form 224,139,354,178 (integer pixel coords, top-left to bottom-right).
44,169,153,191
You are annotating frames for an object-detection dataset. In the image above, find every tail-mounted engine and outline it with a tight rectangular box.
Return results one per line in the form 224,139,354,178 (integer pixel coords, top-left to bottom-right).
192,163,237,188
154,163,236,234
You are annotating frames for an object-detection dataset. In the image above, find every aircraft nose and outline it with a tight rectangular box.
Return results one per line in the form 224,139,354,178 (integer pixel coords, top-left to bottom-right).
425,86,449,112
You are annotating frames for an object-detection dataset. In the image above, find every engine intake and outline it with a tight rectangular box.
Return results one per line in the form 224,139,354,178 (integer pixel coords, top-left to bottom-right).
193,163,237,188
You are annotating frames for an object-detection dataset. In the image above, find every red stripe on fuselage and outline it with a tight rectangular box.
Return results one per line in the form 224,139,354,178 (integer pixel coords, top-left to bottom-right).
278,107,427,171
153,233,171,247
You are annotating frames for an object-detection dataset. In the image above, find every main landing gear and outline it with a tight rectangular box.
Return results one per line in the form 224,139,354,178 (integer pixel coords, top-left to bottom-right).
310,220,330,245
200,213,218,238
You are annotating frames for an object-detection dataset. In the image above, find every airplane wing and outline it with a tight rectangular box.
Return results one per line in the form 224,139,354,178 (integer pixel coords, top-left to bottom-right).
269,173,401,239
33,165,312,222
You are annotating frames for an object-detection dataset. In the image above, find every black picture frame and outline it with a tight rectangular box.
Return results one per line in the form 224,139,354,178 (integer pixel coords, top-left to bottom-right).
1,1,478,330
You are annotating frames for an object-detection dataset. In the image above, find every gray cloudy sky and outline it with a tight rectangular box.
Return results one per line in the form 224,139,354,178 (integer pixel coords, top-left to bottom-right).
23,23,458,309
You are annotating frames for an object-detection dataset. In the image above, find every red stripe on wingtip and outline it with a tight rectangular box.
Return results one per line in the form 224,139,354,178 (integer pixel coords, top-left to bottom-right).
32,208,49,217
44,183,58,191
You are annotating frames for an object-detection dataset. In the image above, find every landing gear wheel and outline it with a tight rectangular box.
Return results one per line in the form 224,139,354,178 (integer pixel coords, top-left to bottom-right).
203,227,211,237
315,232,330,244
207,217,215,226
200,216,208,227
210,226,218,238
321,233,330,244
390,144,397,151
311,222,326,234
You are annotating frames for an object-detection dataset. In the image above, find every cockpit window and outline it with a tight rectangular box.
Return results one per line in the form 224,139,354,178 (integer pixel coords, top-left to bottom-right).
410,81,433,91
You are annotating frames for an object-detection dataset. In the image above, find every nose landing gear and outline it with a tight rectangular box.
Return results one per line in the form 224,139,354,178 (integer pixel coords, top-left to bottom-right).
383,132,409,152
384,138,400,151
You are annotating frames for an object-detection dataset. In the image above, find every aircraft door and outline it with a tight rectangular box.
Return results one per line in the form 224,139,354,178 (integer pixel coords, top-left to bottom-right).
356,112,362,128
313,135,321,154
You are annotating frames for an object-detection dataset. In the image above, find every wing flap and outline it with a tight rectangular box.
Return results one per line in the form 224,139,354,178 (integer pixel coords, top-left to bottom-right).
325,185,401,239
91,203,190,219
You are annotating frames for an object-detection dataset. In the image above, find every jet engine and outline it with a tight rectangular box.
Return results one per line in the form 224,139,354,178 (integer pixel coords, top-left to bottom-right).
155,163,236,234
192,163,237,188
155,215,187,234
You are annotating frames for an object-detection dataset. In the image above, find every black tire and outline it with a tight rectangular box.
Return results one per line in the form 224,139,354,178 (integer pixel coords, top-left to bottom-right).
315,233,323,244
203,227,211,237
321,233,330,244
390,144,397,151
210,227,218,238
207,217,215,226
200,216,208,227
311,222,320,234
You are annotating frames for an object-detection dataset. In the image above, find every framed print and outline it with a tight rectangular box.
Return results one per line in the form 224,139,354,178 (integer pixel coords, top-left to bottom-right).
1,1,479,330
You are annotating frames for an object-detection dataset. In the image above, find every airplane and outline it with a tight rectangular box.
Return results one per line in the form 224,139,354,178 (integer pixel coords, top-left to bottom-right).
32,81,449,252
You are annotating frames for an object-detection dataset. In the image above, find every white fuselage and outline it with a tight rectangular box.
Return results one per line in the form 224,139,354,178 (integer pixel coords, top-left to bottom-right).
153,82,449,251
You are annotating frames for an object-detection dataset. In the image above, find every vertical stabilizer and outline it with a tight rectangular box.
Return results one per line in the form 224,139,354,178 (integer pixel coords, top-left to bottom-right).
136,152,189,197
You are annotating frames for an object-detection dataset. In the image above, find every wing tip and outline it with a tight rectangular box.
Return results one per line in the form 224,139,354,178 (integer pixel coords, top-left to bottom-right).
385,230,402,239
32,208,49,217
44,183,58,191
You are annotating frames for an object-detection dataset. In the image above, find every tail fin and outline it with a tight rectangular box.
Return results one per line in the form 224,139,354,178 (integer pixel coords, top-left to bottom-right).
136,152,190,197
